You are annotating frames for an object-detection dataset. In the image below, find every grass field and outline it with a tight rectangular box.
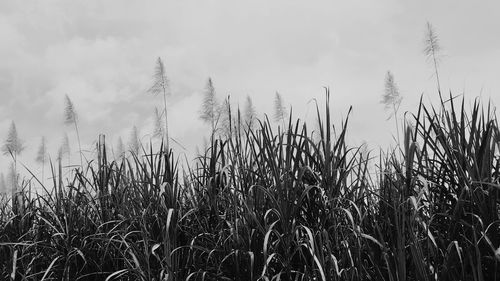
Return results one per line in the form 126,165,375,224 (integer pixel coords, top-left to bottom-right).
0,91,499,280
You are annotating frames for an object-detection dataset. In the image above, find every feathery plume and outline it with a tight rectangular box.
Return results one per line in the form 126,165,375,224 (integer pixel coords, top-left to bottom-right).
129,126,140,156
148,57,170,148
64,94,77,125
218,96,232,137
273,92,287,124
148,57,170,96
244,95,257,129
381,71,403,142
199,77,220,132
424,21,442,94
35,137,47,164
64,94,83,166
381,71,402,112
2,121,24,158
36,136,47,184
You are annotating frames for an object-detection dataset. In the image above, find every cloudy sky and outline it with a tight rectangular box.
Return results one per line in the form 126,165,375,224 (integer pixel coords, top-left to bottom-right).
1,1,499,176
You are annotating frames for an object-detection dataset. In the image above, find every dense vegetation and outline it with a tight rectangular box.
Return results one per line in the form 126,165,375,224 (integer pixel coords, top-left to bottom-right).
0,90,499,281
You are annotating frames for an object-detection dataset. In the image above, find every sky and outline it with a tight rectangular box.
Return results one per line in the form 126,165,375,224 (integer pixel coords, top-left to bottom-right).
0,0,499,180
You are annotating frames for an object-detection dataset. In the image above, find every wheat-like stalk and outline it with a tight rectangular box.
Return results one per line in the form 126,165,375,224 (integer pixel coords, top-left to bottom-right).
2,121,24,158
199,77,220,134
424,21,443,98
35,136,46,164
381,71,403,144
218,96,232,138
64,95,83,167
148,57,170,150
274,91,287,125
153,107,164,139
244,95,257,129
35,136,47,184
128,126,140,156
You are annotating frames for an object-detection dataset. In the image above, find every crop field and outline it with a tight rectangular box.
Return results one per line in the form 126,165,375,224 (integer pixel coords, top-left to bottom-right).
1,2,500,280
0,90,499,280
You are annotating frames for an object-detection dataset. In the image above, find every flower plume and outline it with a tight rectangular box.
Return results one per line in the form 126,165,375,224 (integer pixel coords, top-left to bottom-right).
244,95,256,129
64,94,77,125
35,137,47,164
273,92,287,124
129,126,140,156
2,121,24,157
199,77,219,132
148,57,169,96
381,71,402,112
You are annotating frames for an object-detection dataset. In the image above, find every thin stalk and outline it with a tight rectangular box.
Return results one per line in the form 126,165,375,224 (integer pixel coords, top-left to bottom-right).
161,85,170,151
157,71,170,152
393,103,400,145
74,120,83,168
41,161,44,186
12,153,17,214
432,52,441,95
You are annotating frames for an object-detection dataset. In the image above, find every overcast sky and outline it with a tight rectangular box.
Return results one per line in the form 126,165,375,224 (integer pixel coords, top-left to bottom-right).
1,1,499,177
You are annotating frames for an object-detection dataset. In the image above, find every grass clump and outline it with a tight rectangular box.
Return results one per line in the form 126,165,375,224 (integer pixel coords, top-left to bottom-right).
0,91,499,281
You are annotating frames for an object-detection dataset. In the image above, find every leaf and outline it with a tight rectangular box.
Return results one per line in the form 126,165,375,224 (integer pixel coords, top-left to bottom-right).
330,254,341,277
151,243,161,261
105,269,129,281
166,208,175,236
41,256,60,281
360,233,384,249
10,249,18,280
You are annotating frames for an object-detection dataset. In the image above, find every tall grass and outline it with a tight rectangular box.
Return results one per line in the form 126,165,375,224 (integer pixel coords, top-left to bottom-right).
0,91,499,280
